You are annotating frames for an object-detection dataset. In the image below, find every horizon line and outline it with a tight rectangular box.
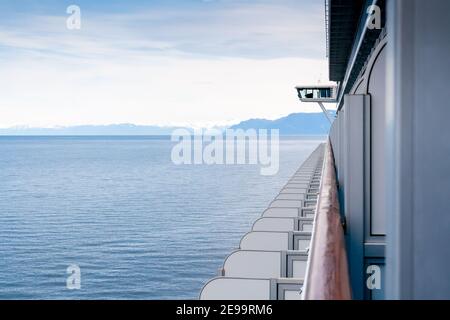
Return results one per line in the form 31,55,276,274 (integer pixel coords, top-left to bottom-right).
0,111,336,130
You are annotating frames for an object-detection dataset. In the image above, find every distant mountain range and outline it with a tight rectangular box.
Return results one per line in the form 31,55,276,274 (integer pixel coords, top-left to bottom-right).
0,112,334,136
231,112,334,135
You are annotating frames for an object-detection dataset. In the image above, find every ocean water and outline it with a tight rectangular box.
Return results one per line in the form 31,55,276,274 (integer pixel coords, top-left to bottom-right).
0,136,324,299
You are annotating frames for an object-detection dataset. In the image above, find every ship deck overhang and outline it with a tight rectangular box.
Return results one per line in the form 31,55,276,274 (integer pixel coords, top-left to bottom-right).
328,0,386,109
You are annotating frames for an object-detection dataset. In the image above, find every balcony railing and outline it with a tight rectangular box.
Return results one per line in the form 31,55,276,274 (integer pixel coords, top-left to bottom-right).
302,140,351,300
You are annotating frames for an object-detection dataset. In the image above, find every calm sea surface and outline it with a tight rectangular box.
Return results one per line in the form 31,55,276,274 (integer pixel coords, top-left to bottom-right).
0,136,324,299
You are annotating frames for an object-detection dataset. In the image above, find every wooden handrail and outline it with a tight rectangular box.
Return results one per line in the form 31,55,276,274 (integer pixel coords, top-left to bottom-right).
303,140,352,300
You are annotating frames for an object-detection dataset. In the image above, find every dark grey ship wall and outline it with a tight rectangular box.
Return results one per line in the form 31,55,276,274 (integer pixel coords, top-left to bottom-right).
329,28,388,300
328,0,450,299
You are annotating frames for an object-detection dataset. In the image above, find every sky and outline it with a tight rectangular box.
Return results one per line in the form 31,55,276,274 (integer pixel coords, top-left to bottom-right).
0,0,333,128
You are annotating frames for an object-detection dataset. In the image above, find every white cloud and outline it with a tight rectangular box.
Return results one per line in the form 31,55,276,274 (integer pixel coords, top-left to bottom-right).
0,53,330,128
0,1,332,128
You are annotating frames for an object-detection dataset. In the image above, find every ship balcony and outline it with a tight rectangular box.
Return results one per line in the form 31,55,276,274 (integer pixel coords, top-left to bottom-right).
200,143,351,300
